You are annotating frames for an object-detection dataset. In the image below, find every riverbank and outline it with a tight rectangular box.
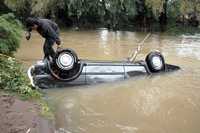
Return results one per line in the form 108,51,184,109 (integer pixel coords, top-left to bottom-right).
0,92,55,133
0,54,56,133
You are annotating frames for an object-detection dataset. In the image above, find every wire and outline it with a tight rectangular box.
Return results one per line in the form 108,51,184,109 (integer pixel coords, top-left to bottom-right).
128,33,152,62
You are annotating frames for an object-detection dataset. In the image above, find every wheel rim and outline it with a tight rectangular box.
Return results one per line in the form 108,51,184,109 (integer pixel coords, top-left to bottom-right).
56,52,75,70
151,56,163,70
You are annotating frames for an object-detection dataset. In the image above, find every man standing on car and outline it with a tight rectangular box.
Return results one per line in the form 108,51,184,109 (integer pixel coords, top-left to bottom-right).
25,17,61,60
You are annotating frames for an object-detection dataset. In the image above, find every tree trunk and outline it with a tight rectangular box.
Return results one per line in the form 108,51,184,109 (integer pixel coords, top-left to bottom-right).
159,0,168,25
135,0,148,29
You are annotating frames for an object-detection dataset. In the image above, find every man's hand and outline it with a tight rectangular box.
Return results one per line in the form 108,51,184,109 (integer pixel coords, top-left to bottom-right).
25,32,31,40
56,39,61,45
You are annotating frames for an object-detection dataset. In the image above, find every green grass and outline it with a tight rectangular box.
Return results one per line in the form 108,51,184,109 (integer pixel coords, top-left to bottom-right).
0,56,41,98
0,56,54,119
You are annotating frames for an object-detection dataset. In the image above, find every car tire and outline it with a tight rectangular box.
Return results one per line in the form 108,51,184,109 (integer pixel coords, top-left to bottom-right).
55,49,78,70
145,51,165,73
48,49,83,81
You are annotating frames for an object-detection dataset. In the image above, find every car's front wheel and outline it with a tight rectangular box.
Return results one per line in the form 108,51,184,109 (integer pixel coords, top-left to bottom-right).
145,51,166,73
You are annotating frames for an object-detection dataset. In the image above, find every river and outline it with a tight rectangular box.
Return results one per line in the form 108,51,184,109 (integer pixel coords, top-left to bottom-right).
16,29,200,133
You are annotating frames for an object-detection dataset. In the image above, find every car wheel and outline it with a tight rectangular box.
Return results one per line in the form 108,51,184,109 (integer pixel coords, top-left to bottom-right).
55,49,78,70
145,51,165,73
48,49,83,81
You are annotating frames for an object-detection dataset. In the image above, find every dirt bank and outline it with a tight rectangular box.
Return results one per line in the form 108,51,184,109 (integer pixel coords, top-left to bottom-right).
0,92,55,133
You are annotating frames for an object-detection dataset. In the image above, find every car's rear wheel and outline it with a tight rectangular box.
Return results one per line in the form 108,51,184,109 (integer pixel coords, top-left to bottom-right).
145,51,165,73
48,49,83,81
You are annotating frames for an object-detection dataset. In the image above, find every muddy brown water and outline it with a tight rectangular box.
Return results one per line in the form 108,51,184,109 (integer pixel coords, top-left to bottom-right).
16,29,200,133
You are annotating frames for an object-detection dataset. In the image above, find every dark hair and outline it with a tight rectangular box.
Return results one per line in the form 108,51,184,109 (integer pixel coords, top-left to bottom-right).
26,17,39,27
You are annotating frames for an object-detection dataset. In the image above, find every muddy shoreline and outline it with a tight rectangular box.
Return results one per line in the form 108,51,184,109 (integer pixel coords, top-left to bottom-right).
0,92,55,133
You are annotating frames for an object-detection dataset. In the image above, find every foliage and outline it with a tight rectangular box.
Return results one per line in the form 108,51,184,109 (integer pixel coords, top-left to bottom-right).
146,0,163,18
0,13,39,99
3,0,200,30
4,0,50,19
0,13,23,55
0,56,41,98
178,0,200,15
0,1,10,14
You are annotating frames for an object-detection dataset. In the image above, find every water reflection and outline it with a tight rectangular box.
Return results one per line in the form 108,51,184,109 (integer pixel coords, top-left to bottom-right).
176,34,200,60
99,29,110,55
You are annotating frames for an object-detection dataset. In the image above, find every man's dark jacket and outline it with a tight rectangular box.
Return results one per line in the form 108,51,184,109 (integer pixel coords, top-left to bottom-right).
28,18,61,44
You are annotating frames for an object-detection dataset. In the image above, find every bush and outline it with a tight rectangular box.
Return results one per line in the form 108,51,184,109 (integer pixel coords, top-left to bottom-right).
0,56,41,98
0,13,41,99
0,13,23,55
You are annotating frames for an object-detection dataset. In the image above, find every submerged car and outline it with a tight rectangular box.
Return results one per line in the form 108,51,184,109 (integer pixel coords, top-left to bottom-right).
28,49,180,89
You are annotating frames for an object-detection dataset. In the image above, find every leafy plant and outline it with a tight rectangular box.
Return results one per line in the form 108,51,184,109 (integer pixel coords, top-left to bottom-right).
0,56,41,98
0,13,23,55
3,0,200,30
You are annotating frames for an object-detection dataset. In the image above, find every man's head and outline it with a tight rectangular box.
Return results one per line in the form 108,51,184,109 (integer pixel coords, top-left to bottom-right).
26,17,39,31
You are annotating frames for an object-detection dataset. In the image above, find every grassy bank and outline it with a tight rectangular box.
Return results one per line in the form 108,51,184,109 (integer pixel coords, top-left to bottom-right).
0,56,40,98
0,55,53,117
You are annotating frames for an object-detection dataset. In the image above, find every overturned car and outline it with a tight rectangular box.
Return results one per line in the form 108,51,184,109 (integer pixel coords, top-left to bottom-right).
28,49,180,89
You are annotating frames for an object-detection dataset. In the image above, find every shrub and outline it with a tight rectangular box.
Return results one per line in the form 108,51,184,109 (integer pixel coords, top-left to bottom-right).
0,56,41,98
0,13,41,99
0,13,23,55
